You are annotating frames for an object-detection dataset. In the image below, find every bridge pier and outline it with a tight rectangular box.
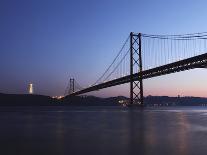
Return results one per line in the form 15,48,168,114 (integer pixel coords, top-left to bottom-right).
130,32,144,106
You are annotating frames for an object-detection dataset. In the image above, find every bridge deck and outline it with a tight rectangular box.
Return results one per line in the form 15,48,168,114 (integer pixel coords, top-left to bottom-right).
70,53,207,96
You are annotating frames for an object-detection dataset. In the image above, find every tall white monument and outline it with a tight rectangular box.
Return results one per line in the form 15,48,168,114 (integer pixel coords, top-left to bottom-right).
29,83,34,94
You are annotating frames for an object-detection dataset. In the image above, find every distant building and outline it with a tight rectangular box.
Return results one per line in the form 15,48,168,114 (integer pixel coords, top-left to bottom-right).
29,83,33,94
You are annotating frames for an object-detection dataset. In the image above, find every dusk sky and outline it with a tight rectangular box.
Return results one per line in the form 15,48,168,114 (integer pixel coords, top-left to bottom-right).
1,0,207,97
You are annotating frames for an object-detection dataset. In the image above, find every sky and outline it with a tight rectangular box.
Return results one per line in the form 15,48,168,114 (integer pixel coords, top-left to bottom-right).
1,0,207,97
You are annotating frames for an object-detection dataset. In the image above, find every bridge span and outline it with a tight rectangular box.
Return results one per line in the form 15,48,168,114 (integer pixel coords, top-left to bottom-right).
65,32,207,106
71,52,207,96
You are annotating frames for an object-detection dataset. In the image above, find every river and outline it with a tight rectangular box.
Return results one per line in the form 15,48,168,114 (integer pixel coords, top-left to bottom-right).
0,106,207,155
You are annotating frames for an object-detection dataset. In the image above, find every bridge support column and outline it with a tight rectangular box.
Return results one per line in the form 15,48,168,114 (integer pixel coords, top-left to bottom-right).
69,78,75,95
130,32,144,106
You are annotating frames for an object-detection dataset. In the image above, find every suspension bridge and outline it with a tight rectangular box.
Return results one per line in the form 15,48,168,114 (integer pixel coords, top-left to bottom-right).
65,32,207,106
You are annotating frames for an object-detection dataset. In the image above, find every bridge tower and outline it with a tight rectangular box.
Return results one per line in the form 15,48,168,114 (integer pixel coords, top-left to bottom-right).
130,32,143,106
64,78,76,96
69,78,75,95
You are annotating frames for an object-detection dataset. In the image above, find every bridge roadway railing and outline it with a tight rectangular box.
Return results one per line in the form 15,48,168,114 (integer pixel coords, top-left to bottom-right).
70,53,207,96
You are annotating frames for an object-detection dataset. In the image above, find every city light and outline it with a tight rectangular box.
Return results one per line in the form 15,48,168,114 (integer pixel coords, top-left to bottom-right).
52,96,64,99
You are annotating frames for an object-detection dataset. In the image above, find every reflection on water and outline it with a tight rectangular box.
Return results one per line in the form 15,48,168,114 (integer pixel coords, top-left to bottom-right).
1,106,207,155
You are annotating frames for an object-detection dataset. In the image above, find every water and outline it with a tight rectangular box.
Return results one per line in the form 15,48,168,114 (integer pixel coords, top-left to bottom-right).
1,106,207,155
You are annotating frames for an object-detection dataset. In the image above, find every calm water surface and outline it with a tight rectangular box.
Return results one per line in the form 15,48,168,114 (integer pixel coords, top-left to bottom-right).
0,106,207,155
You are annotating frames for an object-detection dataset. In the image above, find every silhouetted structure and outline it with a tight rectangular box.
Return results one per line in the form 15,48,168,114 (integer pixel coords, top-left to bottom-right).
67,32,207,106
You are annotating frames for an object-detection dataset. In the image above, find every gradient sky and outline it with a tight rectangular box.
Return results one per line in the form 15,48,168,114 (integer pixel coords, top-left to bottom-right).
1,0,207,97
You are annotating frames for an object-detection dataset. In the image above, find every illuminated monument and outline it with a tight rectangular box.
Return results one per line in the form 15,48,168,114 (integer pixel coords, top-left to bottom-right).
29,83,34,94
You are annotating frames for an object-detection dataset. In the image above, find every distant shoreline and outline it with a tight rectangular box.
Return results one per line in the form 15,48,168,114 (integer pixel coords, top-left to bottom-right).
0,93,207,106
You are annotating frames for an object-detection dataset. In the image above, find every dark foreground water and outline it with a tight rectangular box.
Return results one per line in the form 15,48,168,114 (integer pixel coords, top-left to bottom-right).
1,106,207,155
